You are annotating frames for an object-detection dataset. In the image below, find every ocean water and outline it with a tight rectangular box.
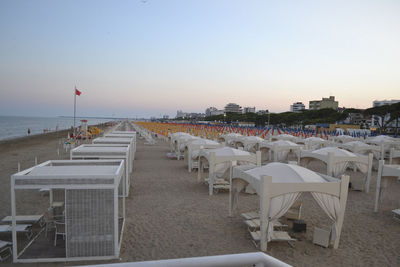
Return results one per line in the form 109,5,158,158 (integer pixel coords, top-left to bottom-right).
0,116,116,141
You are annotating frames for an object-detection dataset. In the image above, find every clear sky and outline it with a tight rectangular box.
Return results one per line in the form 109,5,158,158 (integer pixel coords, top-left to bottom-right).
0,0,399,118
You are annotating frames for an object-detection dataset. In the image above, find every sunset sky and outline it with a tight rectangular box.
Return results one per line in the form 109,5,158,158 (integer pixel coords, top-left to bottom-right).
0,0,399,118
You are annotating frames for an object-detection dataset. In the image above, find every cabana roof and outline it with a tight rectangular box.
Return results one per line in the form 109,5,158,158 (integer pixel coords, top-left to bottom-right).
311,147,357,157
93,137,134,143
202,147,252,157
189,139,220,146
262,140,299,148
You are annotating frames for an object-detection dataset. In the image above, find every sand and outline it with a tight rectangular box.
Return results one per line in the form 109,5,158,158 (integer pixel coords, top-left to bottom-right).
0,132,399,266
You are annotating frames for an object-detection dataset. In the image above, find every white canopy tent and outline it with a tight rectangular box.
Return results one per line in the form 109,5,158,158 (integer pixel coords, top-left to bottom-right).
299,147,373,192
338,141,383,160
274,134,299,142
331,135,355,144
374,160,400,212
259,140,301,163
243,136,266,152
10,160,125,263
303,137,327,150
197,147,261,195
229,163,349,251
185,139,222,172
220,133,244,147
71,144,132,197
93,137,136,162
175,135,202,160
104,133,136,154
169,132,191,153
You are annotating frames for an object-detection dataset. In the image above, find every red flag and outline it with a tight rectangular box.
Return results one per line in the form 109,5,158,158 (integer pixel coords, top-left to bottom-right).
75,88,82,96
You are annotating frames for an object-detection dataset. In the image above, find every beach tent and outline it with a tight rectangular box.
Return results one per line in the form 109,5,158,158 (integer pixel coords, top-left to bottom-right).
229,163,349,251
332,135,355,144
104,132,137,153
374,160,400,212
389,148,400,164
243,136,266,152
339,141,383,160
299,147,373,192
175,135,202,160
303,137,327,150
71,144,132,197
275,134,299,142
93,137,136,162
169,132,191,153
220,133,244,147
259,140,301,163
185,139,222,172
197,147,261,195
10,160,125,263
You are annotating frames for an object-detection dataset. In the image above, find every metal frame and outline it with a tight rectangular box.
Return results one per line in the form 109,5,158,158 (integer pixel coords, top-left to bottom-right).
186,140,222,172
10,160,125,263
93,136,136,163
374,160,400,212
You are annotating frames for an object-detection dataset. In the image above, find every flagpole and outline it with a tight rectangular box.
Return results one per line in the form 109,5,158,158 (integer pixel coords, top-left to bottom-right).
74,86,76,141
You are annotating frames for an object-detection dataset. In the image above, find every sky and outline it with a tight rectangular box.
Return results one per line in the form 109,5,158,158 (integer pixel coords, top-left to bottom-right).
0,0,399,118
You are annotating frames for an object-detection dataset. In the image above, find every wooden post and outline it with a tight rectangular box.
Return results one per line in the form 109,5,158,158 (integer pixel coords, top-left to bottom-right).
260,175,271,251
334,174,349,249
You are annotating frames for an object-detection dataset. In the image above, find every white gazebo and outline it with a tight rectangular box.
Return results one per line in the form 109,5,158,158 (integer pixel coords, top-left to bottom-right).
169,132,191,153
105,132,137,153
259,140,301,163
275,134,299,142
197,147,261,195
332,135,355,144
175,135,201,160
71,144,132,197
243,136,266,153
303,137,327,150
229,163,349,251
93,137,136,162
338,140,383,160
10,160,125,263
185,139,222,172
299,147,373,192
374,160,400,212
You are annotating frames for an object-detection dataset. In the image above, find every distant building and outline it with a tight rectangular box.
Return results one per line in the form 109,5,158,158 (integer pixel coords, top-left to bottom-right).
342,112,371,128
371,99,400,128
210,110,224,116
176,110,187,118
309,96,338,110
162,115,169,120
224,103,242,113
290,102,305,112
205,107,218,117
243,107,256,114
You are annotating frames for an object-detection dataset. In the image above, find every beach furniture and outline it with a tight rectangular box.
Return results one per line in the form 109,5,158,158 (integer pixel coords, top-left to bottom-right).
259,140,301,163
197,147,261,195
0,225,32,239
2,215,44,227
374,161,400,212
302,137,327,150
392,209,400,221
230,163,349,250
71,144,132,197
275,134,299,143
93,136,136,162
389,148,400,164
185,139,221,172
338,141,383,160
299,147,373,192
10,159,125,263
0,240,12,262
242,136,266,152
54,221,66,246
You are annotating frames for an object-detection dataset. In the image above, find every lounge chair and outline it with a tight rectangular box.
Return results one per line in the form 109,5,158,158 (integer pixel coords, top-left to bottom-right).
0,224,32,239
392,209,400,221
0,240,12,262
250,230,296,248
54,221,66,246
284,200,302,220
1,215,44,227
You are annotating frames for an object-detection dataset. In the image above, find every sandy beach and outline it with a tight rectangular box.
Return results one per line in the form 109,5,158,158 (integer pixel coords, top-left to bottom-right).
0,131,399,267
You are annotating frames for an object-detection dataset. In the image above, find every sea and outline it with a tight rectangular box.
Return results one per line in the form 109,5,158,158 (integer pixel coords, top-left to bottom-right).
0,116,116,141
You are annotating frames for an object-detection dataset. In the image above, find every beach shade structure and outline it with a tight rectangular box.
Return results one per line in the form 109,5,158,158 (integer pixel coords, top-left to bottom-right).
197,147,261,195
389,148,400,164
229,163,350,251
71,144,132,197
374,160,400,212
366,135,400,157
104,132,137,154
169,132,191,153
243,136,266,152
338,141,383,160
10,160,125,263
185,139,222,172
331,135,355,144
174,135,202,160
275,134,299,142
299,147,373,192
93,137,136,162
220,133,244,147
303,137,327,150
259,140,301,163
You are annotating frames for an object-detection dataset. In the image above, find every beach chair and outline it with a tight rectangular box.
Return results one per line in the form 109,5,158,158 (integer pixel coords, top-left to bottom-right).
250,230,296,248
244,219,287,232
0,224,33,239
392,209,400,221
54,221,66,246
1,214,44,227
0,240,12,262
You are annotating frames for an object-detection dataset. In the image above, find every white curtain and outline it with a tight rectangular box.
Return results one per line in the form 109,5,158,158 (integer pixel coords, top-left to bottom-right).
332,162,349,177
267,193,301,241
311,193,341,241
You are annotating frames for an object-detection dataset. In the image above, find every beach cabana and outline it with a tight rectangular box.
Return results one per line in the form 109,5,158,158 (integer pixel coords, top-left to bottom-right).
374,160,400,212
339,141,383,160
389,148,400,164
169,132,191,153
275,134,298,143
332,135,355,144
299,147,373,192
10,160,125,263
303,137,327,150
220,133,244,147
93,137,136,162
197,147,261,195
229,163,349,251
175,135,201,160
243,136,266,153
185,139,222,172
259,140,301,163
71,144,132,196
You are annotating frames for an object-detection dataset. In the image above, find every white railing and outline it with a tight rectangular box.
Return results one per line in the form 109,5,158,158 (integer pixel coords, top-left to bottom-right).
77,252,291,267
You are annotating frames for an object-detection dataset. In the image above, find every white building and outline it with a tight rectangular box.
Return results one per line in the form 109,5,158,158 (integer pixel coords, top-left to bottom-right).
210,110,224,116
243,107,256,113
290,102,305,112
176,110,187,118
371,99,400,128
257,109,269,115
224,103,242,113
205,107,218,117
